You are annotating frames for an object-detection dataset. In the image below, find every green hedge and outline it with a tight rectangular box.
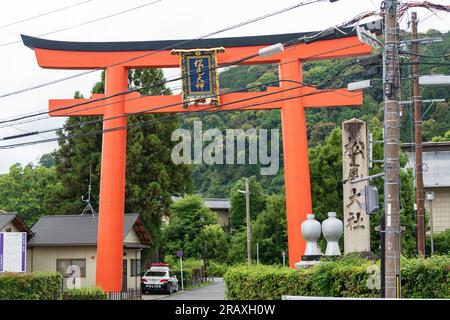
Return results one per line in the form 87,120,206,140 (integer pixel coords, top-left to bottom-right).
427,229,450,255
63,288,107,300
206,261,229,277
224,255,449,299
165,257,205,288
0,272,62,300
401,255,450,298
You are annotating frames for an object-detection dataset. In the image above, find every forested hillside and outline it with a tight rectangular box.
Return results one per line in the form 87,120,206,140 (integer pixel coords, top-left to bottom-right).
188,29,449,197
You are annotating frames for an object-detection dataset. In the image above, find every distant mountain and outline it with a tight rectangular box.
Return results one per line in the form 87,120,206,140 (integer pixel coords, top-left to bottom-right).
184,30,449,197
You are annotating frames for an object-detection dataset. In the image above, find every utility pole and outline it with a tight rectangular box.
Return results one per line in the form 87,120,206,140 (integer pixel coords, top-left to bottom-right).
411,12,426,256
238,178,252,266
256,243,259,265
383,0,401,299
245,178,251,266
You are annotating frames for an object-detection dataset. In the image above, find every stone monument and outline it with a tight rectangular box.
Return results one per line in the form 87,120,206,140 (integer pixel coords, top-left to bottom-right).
342,118,371,254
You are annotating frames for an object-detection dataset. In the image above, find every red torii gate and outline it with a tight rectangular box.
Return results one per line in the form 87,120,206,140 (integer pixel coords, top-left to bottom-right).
22,31,371,292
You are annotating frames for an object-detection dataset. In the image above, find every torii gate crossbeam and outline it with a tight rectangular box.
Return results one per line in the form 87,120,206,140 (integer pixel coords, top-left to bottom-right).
22,31,372,292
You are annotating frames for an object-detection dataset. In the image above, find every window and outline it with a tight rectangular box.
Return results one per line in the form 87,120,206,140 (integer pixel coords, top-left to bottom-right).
144,271,166,277
56,259,86,278
130,259,141,277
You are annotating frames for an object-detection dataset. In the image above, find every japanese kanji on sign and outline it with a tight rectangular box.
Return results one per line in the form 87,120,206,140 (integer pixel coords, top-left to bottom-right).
171,48,225,108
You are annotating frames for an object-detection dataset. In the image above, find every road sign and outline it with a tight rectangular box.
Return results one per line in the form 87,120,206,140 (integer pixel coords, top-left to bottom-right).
177,250,183,258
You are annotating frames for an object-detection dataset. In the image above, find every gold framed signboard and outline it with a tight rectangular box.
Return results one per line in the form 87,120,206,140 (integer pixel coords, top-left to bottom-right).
171,47,225,108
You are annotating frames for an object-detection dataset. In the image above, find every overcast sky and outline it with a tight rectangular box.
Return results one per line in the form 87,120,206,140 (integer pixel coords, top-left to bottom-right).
0,0,448,173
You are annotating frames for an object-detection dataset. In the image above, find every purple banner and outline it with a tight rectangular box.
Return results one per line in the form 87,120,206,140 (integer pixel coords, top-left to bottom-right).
21,233,26,272
0,233,4,272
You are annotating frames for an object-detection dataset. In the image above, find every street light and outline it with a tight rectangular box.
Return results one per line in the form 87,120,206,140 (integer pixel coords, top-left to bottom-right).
419,75,450,86
347,79,372,91
258,43,284,57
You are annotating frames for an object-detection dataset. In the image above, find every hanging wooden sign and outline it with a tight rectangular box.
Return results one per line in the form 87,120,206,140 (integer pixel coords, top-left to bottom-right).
171,47,224,108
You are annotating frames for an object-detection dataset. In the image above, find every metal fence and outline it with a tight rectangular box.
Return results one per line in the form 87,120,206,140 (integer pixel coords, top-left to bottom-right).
107,289,142,300
62,286,142,300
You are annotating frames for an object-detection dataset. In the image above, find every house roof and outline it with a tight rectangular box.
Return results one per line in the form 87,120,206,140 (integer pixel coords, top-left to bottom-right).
402,141,450,152
28,213,152,247
0,212,34,238
0,212,15,229
171,196,230,210
203,198,231,210
402,142,450,187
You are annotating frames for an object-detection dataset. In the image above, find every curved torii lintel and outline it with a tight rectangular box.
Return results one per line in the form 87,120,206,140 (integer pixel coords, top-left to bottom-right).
21,27,373,69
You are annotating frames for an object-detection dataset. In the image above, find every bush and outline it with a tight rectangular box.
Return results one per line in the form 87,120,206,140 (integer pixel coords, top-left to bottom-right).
224,255,449,299
206,261,229,277
402,255,450,298
427,229,450,255
167,258,204,288
0,272,62,300
63,288,107,300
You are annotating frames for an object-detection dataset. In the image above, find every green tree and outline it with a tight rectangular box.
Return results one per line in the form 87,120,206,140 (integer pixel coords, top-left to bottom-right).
309,127,343,223
227,230,247,264
193,224,229,263
252,194,287,265
431,128,450,142
0,163,57,225
229,177,266,231
38,152,56,168
161,195,218,260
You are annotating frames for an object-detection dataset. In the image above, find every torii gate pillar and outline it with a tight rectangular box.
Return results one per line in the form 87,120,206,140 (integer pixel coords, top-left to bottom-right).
96,65,128,290
280,59,311,267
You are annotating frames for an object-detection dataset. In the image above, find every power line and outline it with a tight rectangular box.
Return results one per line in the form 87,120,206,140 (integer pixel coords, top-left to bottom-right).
0,0,164,47
1,61,361,142
399,52,450,59
0,85,359,150
400,61,450,65
0,0,93,30
0,0,335,99
0,64,358,140
0,38,367,129
0,58,362,145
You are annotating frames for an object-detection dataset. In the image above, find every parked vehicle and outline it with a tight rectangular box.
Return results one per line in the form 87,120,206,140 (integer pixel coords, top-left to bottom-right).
141,263,179,294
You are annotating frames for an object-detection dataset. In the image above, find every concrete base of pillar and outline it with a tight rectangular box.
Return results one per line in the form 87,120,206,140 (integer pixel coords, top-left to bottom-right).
295,260,321,269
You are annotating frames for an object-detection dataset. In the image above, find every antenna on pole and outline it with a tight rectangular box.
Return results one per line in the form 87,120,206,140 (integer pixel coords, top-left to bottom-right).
81,165,96,217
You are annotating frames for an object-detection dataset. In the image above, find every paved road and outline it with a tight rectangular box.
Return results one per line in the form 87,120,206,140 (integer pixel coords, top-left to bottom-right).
143,278,226,300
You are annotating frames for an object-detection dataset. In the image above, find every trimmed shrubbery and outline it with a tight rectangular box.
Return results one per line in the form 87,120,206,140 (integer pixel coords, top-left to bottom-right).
206,261,229,277
62,288,107,300
0,272,62,300
224,254,449,299
427,229,450,255
166,257,204,288
401,255,449,298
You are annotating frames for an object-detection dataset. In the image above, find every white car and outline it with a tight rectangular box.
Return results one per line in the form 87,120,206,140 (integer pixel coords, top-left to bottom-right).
141,263,179,294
